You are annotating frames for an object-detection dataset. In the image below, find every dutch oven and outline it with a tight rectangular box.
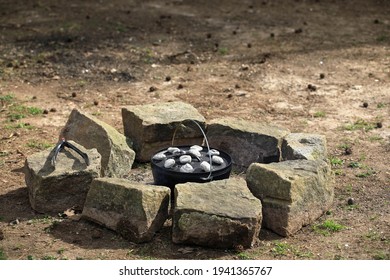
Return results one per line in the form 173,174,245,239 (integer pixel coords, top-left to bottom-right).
151,145,232,188
150,120,232,188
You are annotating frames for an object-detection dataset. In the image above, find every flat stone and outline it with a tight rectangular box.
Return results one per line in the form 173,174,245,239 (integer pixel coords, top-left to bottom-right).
206,117,290,170
24,141,101,214
82,178,170,243
62,108,135,177
172,177,262,249
282,133,327,161
246,160,334,236
122,102,206,162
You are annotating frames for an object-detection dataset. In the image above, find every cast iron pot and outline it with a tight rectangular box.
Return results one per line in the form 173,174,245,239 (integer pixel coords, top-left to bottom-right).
151,145,232,188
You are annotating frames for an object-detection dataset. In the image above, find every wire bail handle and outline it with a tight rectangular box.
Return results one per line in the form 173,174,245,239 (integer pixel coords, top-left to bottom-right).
171,119,213,181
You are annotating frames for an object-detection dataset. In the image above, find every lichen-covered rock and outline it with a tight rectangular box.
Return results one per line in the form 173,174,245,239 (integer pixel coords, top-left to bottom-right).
206,117,290,171
282,133,327,161
172,177,262,249
122,102,206,162
24,141,101,214
246,159,334,236
62,108,135,178
82,178,170,243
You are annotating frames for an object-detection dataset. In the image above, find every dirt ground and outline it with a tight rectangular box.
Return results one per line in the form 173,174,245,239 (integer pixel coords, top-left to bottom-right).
0,0,389,260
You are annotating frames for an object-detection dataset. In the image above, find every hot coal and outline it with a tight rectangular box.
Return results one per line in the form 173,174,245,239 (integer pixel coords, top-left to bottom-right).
152,146,229,174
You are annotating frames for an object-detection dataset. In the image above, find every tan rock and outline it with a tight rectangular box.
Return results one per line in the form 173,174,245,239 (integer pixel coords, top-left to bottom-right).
62,109,135,177
172,177,262,249
82,178,170,243
207,117,290,170
24,141,101,213
282,133,327,161
246,160,334,236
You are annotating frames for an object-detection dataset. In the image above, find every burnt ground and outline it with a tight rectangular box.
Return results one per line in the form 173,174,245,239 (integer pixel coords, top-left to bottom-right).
0,0,389,260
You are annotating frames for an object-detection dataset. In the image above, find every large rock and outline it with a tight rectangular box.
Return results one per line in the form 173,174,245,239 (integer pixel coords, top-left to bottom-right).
282,133,327,161
82,178,170,243
24,141,101,213
122,102,206,162
206,117,290,171
62,109,135,177
172,177,262,249
246,160,334,236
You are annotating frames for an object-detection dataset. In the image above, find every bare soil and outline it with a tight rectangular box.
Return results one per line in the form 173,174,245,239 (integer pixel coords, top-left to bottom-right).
0,0,389,260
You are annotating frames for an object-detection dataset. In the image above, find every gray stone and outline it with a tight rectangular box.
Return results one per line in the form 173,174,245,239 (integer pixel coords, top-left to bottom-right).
24,141,101,214
282,133,327,161
206,117,290,170
82,178,170,243
62,108,135,178
172,177,262,249
246,160,334,236
122,102,206,162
